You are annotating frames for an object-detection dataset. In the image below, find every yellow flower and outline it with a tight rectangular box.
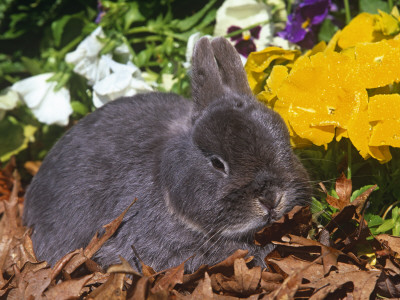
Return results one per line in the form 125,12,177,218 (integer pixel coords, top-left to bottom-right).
245,47,300,94
246,10,400,162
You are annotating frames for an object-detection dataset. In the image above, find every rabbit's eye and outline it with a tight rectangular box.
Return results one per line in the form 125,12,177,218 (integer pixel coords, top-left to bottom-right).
210,156,228,175
235,101,243,108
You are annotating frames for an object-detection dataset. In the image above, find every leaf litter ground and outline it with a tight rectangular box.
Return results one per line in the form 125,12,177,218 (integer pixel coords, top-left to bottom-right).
1,159,400,299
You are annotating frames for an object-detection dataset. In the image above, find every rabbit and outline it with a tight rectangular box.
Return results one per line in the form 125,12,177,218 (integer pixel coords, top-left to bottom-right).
23,37,311,273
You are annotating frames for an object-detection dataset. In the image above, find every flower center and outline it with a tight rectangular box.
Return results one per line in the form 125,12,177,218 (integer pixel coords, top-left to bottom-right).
242,30,252,41
301,18,311,29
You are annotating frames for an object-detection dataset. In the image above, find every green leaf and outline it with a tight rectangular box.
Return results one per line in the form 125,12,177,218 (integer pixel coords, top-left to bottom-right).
392,206,400,221
350,185,379,202
366,214,383,227
318,18,339,43
0,116,37,162
71,101,89,116
20,57,42,76
124,2,145,30
310,197,324,214
51,14,73,47
393,221,400,236
376,218,395,233
172,0,217,32
359,0,389,14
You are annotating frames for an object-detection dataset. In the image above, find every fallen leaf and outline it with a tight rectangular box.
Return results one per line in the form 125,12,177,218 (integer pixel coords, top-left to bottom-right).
45,274,93,300
376,271,400,298
335,173,352,209
128,276,149,300
210,258,261,296
23,161,41,176
209,249,249,276
107,256,141,277
151,260,184,294
255,206,312,246
63,199,136,274
303,270,381,299
376,234,400,255
175,272,214,300
87,273,125,300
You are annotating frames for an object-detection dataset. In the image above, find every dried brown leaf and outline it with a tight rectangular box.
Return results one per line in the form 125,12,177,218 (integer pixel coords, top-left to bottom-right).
304,270,380,299
234,258,261,295
209,249,249,276
45,274,93,300
352,185,377,215
63,199,136,274
87,273,125,300
376,234,400,255
176,272,214,300
254,206,311,246
107,256,141,277
268,268,303,300
376,271,400,298
24,161,41,176
151,260,184,294
209,258,261,297
128,276,149,300
51,249,82,280
23,267,52,299
335,173,352,208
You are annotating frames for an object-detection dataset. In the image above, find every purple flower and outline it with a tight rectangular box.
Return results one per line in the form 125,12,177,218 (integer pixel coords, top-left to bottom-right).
227,25,261,57
278,0,331,48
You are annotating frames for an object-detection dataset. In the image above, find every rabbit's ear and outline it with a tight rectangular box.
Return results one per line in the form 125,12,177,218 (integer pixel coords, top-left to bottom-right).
191,37,224,112
211,37,253,96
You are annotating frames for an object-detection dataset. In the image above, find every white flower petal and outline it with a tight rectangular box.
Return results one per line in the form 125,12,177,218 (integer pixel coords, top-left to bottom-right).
11,73,72,126
214,0,273,37
102,55,141,77
30,83,72,126
65,27,110,85
92,71,152,108
0,88,19,110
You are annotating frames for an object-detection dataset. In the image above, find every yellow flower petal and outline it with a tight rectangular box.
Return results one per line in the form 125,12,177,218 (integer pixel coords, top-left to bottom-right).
368,94,400,150
369,146,392,162
355,38,400,88
245,47,300,94
337,13,384,49
277,52,364,147
346,90,371,159
304,41,326,56
266,65,288,95
370,120,400,148
369,94,400,122
325,29,341,53
376,9,400,36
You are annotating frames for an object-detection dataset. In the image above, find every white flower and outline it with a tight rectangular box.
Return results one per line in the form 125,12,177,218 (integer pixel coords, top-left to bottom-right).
92,56,152,108
0,88,19,120
11,73,72,126
65,27,109,85
214,0,274,53
66,27,152,108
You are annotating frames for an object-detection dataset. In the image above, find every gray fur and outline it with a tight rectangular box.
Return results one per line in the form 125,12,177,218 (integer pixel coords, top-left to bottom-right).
23,37,311,272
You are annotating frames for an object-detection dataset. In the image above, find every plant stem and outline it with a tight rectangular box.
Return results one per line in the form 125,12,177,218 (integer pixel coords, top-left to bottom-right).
287,0,293,15
347,139,352,179
344,0,351,24
388,0,393,10
382,200,400,219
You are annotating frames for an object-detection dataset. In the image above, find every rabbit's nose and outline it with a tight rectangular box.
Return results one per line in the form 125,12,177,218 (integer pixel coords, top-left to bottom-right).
257,197,274,214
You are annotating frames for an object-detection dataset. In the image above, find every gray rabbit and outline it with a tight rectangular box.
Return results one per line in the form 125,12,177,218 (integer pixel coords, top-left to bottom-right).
23,37,311,272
